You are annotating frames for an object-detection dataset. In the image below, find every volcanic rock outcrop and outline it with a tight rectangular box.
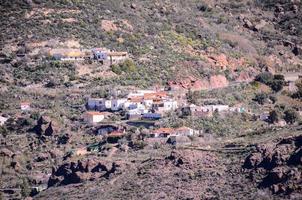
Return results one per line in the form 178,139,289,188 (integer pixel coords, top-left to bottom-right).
48,159,120,187
243,135,302,196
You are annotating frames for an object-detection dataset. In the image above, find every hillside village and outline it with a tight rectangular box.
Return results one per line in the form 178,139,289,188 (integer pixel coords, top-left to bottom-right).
1,0,302,199
1,40,302,199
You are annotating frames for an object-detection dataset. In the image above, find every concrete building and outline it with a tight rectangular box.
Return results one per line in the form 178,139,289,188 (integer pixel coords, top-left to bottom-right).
150,128,174,138
84,112,105,124
107,51,128,65
167,136,191,147
173,126,198,136
111,99,127,111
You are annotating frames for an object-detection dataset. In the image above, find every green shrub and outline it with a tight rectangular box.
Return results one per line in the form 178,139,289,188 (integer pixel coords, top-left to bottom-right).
120,59,137,73
253,93,268,105
268,110,281,124
111,64,122,75
255,72,273,85
111,59,137,75
255,73,285,92
284,109,299,124
270,79,284,92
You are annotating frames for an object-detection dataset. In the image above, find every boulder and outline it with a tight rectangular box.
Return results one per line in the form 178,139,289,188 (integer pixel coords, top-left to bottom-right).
165,151,187,167
243,18,254,30
130,3,137,9
44,122,54,136
254,20,267,31
243,153,262,169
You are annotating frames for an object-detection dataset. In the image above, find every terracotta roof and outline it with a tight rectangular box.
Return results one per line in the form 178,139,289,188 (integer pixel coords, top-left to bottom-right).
128,96,143,103
153,128,174,134
143,92,167,99
20,102,30,105
108,131,124,137
85,111,104,116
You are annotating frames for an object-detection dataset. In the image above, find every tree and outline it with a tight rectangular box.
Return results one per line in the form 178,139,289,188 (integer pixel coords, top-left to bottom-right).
270,79,284,92
255,73,285,92
268,110,281,124
253,93,268,105
20,177,31,198
273,74,285,81
255,72,273,85
284,109,299,124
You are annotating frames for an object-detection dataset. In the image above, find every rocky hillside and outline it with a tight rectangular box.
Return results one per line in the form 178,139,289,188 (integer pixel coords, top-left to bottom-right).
244,135,302,196
1,0,302,88
0,0,302,200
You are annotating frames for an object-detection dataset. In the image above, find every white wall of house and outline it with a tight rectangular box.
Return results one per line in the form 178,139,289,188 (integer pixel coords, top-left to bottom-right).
21,104,31,111
84,114,104,123
105,100,112,109
143,99,153,108
211,105,229,112
174,128,191,136
111,55,128,63
111,99,127,111
163,100,178,111
0,116,8,126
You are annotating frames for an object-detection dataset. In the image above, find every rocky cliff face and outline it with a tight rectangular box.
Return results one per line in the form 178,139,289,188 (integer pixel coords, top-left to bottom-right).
243,135,302,196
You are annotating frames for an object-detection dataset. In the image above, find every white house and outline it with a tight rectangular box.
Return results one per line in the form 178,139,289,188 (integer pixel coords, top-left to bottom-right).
107,51,128,65
111,98,127,111
0,116,8,126
84,112,105,124
143,99,154,108
173,126,198,136
211,105,229,112
127,109,142,120
153,100,178,114
21,102,31,111
164,100,178,111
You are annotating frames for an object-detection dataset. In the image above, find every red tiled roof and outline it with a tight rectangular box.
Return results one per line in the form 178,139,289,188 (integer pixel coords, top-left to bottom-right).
85,111,104,116
143,92,167,100
153,128,174,134
108,131,124,137
128,96,143,103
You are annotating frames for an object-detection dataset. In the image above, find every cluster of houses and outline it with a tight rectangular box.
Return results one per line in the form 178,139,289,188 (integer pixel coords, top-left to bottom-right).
187,104,245,118
85,90,178,123
147,126,200,138
47,48,128,65
93,124,200,147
